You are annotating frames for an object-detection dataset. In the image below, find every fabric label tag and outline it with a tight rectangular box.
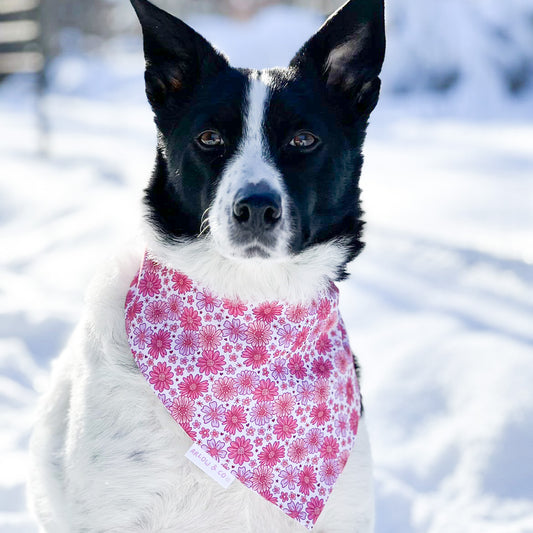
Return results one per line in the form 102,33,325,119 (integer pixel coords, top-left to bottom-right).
185,443,235,489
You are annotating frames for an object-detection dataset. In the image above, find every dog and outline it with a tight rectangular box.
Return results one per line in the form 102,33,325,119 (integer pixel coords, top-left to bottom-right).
28,0,385,531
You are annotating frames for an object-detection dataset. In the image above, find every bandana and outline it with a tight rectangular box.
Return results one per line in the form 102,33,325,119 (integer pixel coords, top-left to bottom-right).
125,252,361,530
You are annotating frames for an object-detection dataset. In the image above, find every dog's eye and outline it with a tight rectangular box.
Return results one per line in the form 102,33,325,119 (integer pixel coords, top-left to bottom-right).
198,130,224,147
289,131,319,150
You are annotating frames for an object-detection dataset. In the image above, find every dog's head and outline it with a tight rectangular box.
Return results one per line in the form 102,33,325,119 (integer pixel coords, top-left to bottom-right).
131,0,385,301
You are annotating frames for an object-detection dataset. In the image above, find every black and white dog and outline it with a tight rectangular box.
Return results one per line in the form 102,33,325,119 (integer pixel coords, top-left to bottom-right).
29,0,385,531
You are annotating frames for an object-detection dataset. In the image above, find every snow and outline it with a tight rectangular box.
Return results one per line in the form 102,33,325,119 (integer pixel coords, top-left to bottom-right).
1,4,532,533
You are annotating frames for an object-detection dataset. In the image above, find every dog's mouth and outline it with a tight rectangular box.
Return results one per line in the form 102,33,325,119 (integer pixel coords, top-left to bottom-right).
242,245,272,259
214,239,281,261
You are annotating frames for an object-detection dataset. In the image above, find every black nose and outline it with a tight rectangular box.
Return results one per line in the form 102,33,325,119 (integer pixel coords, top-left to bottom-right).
232,185,282,231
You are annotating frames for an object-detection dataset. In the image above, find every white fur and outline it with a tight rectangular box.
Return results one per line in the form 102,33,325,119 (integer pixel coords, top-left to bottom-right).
210,72,292,261
28,248,374,533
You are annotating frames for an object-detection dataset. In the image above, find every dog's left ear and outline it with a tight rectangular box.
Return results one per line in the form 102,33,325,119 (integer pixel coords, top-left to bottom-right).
131,0,228,107
290,0,385,116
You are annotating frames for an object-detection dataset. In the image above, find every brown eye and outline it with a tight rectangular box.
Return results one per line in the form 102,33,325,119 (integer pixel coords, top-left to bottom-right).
198,130,224,147
289,131,319,149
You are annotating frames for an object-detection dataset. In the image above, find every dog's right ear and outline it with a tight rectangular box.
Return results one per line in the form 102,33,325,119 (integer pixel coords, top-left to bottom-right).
131,0,228,107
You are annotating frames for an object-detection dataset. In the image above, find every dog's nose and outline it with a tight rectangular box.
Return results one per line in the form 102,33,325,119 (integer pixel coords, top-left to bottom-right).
232,184,282,231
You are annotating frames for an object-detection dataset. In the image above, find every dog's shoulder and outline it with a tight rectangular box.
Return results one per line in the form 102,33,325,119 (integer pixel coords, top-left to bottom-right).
82,245,143,359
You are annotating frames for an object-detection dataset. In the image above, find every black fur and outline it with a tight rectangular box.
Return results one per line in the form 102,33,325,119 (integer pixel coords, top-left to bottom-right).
131,0,385,280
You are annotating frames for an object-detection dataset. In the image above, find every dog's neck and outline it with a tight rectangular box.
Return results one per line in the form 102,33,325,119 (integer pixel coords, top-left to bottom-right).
145,227,350,304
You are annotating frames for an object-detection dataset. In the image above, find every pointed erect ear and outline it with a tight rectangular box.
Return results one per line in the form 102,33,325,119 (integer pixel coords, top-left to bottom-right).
131,0,228,107
289,0,385,116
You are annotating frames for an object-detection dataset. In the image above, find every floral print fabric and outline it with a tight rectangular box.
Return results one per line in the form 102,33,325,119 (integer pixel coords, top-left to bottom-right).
125,253,361,530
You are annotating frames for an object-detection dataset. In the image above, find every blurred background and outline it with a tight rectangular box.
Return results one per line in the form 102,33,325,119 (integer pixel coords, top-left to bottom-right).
1,1,532,532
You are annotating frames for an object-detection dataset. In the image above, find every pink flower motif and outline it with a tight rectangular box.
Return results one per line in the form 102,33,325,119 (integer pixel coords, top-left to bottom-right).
349,410,359,434
171,271,192,293
148,362,173,392
298,465,317,496
167,294,183,320
178,374,208,400
196,350,225,375
287,501,306,521
242,345,269,369
277,324,297,348
273,393,295,417
253,302,283,323
236,370,259,395
228,436,253,465
310,403,331,425
335,351,351,372
305,428,324,453
288,439,308,463
346,380,355,404
334,412,349,437
181,421,197,439
320,436,340,459
143,258,158,272
138,272,161,297
235,466,253,487
250,401,274,426
223,299,247,317
127,299,143,323
133,323,152,350
324,311,338,333
201,401,225,427
334,378,346,399
179,307,202,331
170,396,194,423
287,304,308,323
338,449,350,469
246,321,272,346
224,405,246,434
145,301,169,324
251,465,274,493
315,333,332,355
296,382,314,404
288,354,307,379
212,376,237,401
261,491,278,505
205,438,226,460
125,284,136,306
273,415,297,440
148,329,171,358
306,496,324,523
269,358,289,381
222,318,247,342
279,465,298,490
258,441,285,467
195,290,220,312
317,299,331,321
198,324,222,351
319,459,340,486
292,328,309,350
313,378,330,403
253,379,278,402
311,356,333,379
174,331,199,356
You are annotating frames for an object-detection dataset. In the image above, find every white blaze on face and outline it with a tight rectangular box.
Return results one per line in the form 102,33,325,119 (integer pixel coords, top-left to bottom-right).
210,71,290,259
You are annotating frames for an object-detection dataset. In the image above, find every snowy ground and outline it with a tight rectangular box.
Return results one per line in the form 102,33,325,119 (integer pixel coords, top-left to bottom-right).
1,6,532,533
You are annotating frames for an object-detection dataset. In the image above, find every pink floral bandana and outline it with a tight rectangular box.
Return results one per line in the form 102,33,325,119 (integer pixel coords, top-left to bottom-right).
125,252,361,530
